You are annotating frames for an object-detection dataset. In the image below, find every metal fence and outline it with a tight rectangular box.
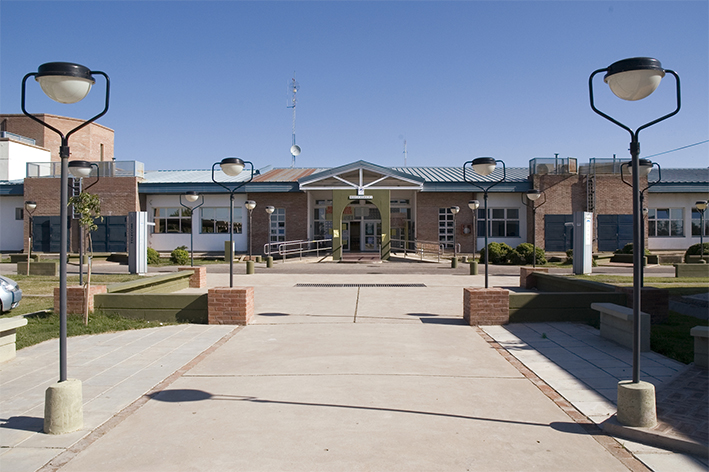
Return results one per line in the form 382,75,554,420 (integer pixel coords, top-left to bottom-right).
26,160,145,178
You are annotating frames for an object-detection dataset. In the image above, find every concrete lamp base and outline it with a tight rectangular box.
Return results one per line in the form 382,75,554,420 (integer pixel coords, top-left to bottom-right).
44,379,83,434
246,260,255,274
616,380,656,428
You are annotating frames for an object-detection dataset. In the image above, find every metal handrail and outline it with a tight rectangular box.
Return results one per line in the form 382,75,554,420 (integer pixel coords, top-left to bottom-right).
263,238,333,262
390,238,448,262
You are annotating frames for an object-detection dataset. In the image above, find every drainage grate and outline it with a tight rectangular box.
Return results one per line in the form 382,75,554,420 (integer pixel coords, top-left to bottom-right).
295,283,426,288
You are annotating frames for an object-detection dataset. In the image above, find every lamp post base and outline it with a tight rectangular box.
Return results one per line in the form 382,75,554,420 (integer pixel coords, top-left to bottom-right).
44,379,83,434
617,380,656,428
246,260,255,274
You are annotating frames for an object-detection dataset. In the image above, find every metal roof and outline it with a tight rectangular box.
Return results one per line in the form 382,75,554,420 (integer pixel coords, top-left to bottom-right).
391,166,530,183
648,167,709,194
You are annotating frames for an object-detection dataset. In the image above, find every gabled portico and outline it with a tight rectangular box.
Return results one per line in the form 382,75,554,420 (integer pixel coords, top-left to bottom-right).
299,161,424,260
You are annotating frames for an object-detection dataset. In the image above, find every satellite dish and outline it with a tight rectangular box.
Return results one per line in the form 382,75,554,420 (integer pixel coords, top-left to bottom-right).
290,144,301,156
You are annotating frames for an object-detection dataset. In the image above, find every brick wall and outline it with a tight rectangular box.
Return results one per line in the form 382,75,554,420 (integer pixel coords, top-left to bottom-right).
55,285,107,314
416,192,477,253
208,287,254,325
178,266,207,288
0,114,114,162
519,267,549,289
23,176,139,251
463,288,510,325
616,286,669,324
249,192,308,255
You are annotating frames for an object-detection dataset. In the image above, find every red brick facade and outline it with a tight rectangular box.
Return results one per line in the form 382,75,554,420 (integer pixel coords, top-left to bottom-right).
519,267,549,289
416,192,477,253
463,288,510,325
249,192,308,255
0,114,114,163
208,287,254,325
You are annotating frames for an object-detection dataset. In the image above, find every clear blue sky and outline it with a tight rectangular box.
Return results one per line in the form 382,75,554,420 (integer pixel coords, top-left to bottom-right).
1,1,707,171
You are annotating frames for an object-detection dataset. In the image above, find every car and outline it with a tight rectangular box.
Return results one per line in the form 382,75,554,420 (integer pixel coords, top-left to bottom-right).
0,275,22,312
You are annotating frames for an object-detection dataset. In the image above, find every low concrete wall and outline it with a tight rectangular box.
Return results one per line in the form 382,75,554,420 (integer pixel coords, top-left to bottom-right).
107,271,193,294
16,261,57,276
94,293,208,323
509,292,627,324
531,273,616,293
609,254,659,264
592,303,651,352
10,254,40,262
691,326,708,369
675,263,709,278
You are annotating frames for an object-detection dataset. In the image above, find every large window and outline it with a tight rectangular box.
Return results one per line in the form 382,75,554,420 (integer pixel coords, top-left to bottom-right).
200,207,242,234
439,207,455,247
477,208,519,237
153,207,192,233
691,209,709,237
313,199,332,239
269,208,286,242
648,208,683,237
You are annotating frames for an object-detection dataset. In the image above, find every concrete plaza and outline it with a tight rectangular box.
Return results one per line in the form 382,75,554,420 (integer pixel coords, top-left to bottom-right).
0,259,706,471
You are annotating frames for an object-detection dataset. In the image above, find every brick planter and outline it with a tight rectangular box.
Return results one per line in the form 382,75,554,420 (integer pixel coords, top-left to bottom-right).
54,285,108,314
178,266,207,288
208,287,254,325
616,286,669,324
519,267,549,289
463,288,510,325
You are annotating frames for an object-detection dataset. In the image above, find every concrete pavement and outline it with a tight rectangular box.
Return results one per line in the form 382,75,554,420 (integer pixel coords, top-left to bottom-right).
0,260,706,471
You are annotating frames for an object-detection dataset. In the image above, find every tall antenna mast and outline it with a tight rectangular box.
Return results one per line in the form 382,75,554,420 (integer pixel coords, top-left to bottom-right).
403,139,408,167
288,73,301,168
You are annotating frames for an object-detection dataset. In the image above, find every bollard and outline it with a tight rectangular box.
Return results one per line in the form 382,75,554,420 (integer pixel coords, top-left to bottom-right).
246,260,255,274
470,261,478,275
451,258,458,269
266,256,273,268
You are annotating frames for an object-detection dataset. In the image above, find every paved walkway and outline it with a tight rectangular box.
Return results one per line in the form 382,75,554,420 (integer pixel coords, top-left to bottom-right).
0,261,707,471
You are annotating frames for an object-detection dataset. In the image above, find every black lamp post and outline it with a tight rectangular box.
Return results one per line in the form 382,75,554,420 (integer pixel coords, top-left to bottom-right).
463,157,506,288
621,159,661,286
211,158,254,287
521,189,547,268
590,57,680,389
179,191,205,267
22,62,109,384
68,160,100,286
697,201,708,261
24,201,37,275
468,200,480,256
245,200,257,260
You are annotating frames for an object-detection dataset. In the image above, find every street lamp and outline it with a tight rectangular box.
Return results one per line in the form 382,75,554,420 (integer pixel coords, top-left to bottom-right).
463,157,506,288
450,206,460,264
245,200,256,260
68,160,100,286
22,62,109,382
22,61,109,434
24,201,37,275
179,191,205,267
696,200,707,261
468,200,480,254
621,159,661,285
265,205,275,243
590,56,680,427
521,189,547,268
211,158,254,287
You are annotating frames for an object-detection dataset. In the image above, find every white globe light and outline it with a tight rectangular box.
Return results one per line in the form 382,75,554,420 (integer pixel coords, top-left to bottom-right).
185,192,200,203
471,157,497,176
25,201,37,211
604,57,665,101
450,206,460,215
37,75,94,104
220,158,245,176
245,200,257,211
526,190,542,201
265,206,275,214
68,160,94,178
468,200,480,211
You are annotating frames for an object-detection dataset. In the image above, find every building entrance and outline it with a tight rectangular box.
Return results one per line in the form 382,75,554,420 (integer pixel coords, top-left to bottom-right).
343,202,381,252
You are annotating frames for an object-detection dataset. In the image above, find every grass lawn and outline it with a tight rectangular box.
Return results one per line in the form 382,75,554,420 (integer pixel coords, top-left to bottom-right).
1,272,176,350
571,273,708,364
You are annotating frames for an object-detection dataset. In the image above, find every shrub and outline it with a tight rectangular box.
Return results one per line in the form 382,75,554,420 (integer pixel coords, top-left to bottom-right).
616,243,651,255
509,243,547,265
684,242,709,262
479,242,513,264
565,249,573,264
170,246,190,265
147,247,160,265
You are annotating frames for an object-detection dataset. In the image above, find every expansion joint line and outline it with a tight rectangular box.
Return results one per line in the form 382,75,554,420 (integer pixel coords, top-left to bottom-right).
353,287,361,323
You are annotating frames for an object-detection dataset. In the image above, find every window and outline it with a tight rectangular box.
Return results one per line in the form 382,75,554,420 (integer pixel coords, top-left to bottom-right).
200,207,242,234
691,209,709,237
313,200,332,239
648,208,683,237
439,208,455,247
15,208,24,220
153,207,192,233
269,208,286,242
477,208,520,237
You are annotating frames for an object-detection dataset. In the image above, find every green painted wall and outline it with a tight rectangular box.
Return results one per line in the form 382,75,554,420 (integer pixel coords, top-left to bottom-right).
94,293,208,323
331,189,390,260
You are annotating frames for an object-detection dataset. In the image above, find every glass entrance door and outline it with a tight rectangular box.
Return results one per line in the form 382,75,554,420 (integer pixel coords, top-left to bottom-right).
364,222,381,251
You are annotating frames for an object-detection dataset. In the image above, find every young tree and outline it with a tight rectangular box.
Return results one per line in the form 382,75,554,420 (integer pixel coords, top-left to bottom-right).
68,192,102,325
